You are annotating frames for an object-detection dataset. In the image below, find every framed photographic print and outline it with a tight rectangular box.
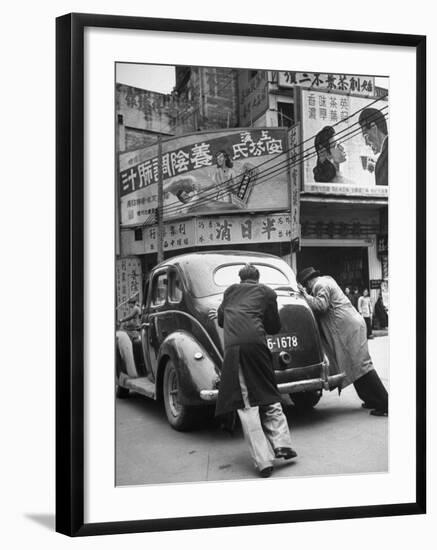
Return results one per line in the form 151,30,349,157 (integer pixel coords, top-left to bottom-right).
56,13,426,536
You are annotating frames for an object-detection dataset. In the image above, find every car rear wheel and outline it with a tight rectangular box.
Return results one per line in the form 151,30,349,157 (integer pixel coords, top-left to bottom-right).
290,390,322,412
163,360,198,431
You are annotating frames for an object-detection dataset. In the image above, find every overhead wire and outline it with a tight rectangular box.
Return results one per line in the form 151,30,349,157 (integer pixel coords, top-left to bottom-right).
158,105,388,218
128,93,388,228
156,95,388,217
158,115,388,221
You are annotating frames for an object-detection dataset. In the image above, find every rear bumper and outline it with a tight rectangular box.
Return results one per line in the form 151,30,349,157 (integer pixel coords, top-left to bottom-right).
200,372,345,402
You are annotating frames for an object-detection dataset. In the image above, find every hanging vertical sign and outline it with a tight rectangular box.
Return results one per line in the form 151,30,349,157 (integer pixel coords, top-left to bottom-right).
288,123,301,245
115,257,143,320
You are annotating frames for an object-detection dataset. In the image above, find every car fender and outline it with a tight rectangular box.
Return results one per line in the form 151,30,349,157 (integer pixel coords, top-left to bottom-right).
157,331,221,406
115,329,139,379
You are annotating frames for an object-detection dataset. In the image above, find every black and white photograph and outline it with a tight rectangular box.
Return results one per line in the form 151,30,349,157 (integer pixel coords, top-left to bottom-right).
114,63,390,485
0,0,432,546
51,11,425,538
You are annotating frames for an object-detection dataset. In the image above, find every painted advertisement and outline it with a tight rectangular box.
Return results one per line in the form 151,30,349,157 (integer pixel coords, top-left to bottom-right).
115,257,143,320
142,213,291,254
278,72,375,97
119,128,288,226
300,89,389,196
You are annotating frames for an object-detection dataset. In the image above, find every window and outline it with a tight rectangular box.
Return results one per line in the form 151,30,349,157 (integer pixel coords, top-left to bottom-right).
151,273,167,306
214,264,289,287
134,228,143,241
168,270,183,303
277,101,294,127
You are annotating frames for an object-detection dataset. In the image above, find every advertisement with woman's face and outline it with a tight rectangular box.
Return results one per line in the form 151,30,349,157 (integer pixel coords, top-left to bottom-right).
119,127,290,225
300,88,388,196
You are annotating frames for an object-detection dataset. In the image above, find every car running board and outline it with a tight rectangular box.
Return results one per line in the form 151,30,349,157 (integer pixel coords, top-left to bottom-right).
125,376,156,399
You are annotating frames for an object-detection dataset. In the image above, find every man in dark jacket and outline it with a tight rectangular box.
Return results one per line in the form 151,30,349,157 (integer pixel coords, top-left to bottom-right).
209,263,297,478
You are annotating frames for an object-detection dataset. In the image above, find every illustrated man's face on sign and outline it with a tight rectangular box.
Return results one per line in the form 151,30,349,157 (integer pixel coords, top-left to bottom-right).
361,123,381,155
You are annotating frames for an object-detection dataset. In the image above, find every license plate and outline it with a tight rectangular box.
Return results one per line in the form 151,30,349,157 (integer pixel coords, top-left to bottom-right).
267,334,301,352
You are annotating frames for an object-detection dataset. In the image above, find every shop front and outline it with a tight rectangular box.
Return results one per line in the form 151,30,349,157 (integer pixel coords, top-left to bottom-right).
298,240,370,292
298,200,387,308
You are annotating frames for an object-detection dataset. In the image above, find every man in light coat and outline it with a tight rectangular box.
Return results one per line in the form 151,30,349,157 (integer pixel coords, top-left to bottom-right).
209,263,297,478
297,267,388,416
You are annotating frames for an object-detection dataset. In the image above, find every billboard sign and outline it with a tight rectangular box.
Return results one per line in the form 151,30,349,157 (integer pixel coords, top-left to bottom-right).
119,128,289,226
142,213,291,254
300,89,388,197
278,72,375,97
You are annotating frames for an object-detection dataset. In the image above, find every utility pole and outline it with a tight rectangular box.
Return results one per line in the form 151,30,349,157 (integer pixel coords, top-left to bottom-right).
157,135,164,264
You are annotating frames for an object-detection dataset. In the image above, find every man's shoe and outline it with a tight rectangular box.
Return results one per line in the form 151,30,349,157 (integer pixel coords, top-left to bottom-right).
370,409,388,417
259,466,274,478
274,447,298,460
361,402,377,409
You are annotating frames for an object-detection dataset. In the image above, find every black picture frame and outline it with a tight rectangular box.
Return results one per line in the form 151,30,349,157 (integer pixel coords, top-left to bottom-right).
56,12,426,537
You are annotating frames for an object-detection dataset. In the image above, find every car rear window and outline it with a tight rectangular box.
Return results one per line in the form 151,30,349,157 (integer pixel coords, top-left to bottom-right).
214,264,289,287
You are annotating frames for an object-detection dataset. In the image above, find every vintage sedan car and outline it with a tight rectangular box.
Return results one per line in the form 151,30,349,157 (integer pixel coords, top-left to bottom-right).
116,251,345,430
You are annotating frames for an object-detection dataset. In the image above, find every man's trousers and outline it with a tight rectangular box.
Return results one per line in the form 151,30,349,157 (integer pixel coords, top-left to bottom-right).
237,367,293,472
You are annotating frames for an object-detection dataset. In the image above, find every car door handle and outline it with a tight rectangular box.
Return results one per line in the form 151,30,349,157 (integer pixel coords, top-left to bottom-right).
141,322,151,328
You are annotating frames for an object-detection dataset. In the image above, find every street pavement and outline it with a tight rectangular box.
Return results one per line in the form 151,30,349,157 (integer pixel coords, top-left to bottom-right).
116,335,388,486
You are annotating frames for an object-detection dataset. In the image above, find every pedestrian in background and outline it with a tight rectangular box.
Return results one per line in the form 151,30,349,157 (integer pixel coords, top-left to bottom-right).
344,286,353,303
297,267,388,417
209,263,297,478
374,291,388,330
118,295,141,332
358,288,373,339
351,287,360,311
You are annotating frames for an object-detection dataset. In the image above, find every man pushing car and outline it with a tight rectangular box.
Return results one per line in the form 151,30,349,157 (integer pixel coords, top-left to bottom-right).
209,263,297,478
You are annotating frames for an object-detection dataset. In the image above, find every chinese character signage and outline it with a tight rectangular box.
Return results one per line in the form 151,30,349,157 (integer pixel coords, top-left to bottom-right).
300,89,389,197
196,214,291,246
119,128,289,226
141,214,291,253
115,257,143,319
143,222,196,254
288,123,301,241
278,72,375,97
238,71,269,126
377,234,388,255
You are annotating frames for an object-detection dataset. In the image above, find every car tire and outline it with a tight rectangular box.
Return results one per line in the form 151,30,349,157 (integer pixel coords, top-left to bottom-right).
290,390,322,411
116,385,130,399
163,359,198,431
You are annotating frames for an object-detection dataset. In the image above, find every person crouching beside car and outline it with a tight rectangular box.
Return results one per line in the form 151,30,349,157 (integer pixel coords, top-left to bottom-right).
208,263,297,478
297,267,388,417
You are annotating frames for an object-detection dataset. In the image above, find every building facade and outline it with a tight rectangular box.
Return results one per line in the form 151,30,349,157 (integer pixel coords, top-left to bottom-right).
116,67,389,312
